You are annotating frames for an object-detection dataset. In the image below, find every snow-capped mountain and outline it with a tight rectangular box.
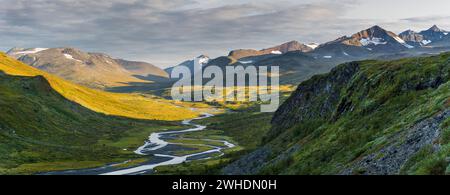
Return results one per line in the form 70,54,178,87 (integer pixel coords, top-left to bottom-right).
7,47,49,59
420,25,448,42
306,43,320,50
168,24,450,86
197,54,210,65
399,30,426,47
165,55,210,76
400,25,448,47
341,25,413,49
228,41,314,59
6,47,168,89
219,25,450,63
311,25,414,59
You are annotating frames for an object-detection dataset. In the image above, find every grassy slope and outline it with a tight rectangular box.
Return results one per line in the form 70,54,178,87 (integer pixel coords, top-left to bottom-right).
0,73,184,174
0,52,197,121
261,53,450,175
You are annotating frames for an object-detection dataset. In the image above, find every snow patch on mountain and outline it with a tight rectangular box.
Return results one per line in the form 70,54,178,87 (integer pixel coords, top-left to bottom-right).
360,37,387,46
196,55,210,65
421,40,432,45
13,48,48,55
393,36,414,49
306,43,319,50
239,60,253,64
271,50,282,55
63,54,82,63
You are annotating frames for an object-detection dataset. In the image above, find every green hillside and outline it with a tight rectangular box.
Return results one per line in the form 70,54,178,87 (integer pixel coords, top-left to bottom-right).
0,53,199,174
0,72,183,174
0,52,198,121
224,52,450,175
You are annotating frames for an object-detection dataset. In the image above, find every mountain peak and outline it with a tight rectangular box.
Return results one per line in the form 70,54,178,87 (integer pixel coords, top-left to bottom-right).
305,43,319,50
197,54,209,59
340,25,414,49
399,29,424,45
400,29,417,35
284,40,300,44
6,47,24,53
428,25,442,32
228,40,313,59
351,25,390,39
196,55,210,65
351,25,390,40
264,40,313,53
6,47,49,58
367,25,386,32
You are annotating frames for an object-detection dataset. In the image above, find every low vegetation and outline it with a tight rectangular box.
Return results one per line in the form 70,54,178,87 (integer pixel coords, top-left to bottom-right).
259,53,450,175
0,72,188,174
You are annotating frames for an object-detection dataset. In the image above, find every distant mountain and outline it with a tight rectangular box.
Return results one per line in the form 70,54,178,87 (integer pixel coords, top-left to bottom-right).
305,43,319,50
399,30,426,47
400,25,448,47
198,25,450,86
228,41,315,60
314,25,413,59
420,25,448,42
6,48,50,59
224,25,450,63
227,25,425,65
165,55,210,76
114,59,168,79
6,47,168,89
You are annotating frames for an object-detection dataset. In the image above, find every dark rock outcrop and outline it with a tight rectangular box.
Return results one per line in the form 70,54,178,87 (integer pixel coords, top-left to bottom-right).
342,109,450,175
222,146,272,175
268,62,360,140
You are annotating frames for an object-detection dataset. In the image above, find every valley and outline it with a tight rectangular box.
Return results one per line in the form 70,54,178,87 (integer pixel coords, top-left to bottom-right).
41,113,238,175
1,24,450,175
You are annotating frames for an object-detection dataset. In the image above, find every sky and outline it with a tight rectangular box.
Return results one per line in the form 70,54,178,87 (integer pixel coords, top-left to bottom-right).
1,0,450,68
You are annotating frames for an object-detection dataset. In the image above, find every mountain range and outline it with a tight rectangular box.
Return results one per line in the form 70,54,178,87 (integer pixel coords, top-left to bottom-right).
7,25,450,91
228,41,317,60
400,25,449,47
215,25,450,63
6,47,168,89
167,25,450,85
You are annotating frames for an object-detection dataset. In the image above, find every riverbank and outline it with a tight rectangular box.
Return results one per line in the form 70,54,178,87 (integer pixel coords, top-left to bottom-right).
41,113,236,175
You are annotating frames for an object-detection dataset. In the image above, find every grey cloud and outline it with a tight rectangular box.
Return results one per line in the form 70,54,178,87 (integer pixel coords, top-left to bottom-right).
0,0,444,67
400,16,450,28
